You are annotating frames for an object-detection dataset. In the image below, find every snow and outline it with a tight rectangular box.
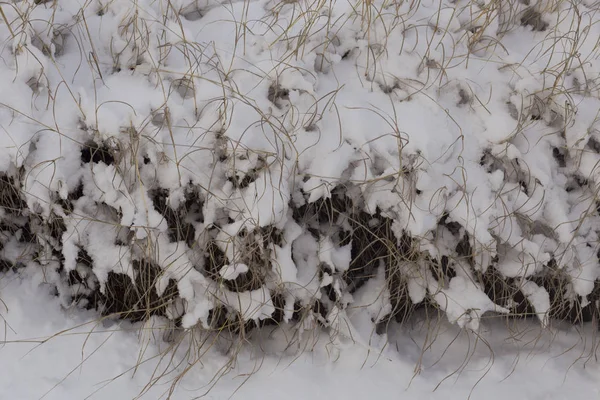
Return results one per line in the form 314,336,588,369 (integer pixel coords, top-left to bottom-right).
219,263,249,280
3,0,598,320
520,279,551,328
1,0,600,397
2,267,600,399
432,273,509,331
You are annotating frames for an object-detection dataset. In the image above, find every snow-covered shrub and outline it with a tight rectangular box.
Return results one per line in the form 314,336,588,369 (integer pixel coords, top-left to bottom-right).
0,0,600,357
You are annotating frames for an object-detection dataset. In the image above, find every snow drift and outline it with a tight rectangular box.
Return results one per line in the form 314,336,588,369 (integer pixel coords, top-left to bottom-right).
0,0,600,345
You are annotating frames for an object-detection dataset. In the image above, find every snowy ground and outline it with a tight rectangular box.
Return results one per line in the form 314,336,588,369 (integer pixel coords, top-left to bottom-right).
2,269,599,400
2,0,600,398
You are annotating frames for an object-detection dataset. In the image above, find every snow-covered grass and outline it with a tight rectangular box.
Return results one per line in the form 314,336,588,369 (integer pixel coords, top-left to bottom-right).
1,0,600,395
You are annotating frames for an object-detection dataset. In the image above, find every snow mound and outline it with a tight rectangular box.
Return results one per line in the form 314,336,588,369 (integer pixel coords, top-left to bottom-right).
0,0,599,346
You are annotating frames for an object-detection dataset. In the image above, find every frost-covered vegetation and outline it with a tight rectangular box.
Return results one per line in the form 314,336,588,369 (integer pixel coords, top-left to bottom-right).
1,0,600,360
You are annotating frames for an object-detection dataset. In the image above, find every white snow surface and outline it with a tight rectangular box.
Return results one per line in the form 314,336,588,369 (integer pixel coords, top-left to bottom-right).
2,267,600,399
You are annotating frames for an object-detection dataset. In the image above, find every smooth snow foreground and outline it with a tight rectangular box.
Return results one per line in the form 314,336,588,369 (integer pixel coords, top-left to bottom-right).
1,269,599,400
